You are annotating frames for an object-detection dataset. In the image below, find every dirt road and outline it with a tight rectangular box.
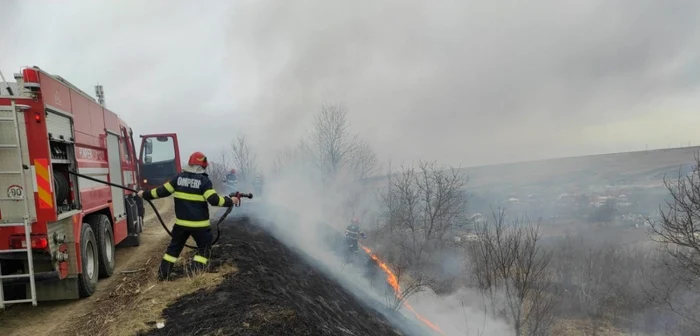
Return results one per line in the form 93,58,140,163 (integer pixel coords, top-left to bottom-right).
0,199,174,336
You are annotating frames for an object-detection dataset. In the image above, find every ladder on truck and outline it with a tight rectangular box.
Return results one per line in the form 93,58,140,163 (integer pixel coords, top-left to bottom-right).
0,98,38,308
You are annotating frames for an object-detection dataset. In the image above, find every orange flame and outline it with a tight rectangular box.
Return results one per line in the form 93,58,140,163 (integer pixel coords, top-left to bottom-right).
361,245,444,335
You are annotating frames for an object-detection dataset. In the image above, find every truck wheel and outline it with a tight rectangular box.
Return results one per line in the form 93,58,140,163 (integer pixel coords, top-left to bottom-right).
78,223,99,298
90,214,115,278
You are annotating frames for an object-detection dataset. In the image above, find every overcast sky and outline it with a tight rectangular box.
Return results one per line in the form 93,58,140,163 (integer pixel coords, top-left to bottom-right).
2,0,700,168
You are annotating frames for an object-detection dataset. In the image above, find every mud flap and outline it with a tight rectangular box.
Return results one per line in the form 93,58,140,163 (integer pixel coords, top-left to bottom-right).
32,277,80,301
120,196,142,247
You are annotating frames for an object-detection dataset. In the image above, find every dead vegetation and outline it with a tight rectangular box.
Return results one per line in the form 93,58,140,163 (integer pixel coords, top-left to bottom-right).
466,210,557,336
370,160,469,308
64,205,238,336
72,256,237,336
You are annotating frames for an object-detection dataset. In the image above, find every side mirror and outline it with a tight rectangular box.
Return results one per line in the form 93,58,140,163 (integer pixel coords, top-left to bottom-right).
144,139,153,155
144,156,152,164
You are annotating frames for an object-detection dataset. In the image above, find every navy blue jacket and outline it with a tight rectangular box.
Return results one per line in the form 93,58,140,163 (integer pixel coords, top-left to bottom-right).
143,171,233,229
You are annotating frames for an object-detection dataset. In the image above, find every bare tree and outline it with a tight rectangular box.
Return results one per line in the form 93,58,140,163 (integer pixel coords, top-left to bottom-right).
382,161,469,267
350,141,380,180
467,209,556,336
271,140,312,175
307,103,379,179
650,153,700,277
270,103,378,182
308,104,354,176
207,147,231,190
647,152,700,333
230,134,259,183
466,230,501,318
373,160,469,308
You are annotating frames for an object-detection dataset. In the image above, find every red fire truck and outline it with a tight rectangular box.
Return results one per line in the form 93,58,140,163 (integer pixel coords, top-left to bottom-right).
0,66,182,307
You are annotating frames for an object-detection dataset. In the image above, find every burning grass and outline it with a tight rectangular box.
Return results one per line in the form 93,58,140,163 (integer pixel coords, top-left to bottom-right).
360,245,445,335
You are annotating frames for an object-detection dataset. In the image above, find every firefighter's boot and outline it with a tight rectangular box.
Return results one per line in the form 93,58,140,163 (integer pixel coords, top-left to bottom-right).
189,254,209,275
158,258,176,281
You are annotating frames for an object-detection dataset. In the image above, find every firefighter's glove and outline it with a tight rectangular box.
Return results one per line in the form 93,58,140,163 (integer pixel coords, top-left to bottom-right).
137,190,144,198
229,194,241,207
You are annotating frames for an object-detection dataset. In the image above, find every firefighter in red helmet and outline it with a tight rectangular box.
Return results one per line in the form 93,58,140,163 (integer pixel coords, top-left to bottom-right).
138,151,240,281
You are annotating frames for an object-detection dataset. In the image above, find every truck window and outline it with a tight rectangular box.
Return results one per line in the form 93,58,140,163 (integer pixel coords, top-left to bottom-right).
143,137,175,164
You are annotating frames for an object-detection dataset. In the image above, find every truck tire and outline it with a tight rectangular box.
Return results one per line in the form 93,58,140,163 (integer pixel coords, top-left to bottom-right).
78,223,99,298
89,214,115,278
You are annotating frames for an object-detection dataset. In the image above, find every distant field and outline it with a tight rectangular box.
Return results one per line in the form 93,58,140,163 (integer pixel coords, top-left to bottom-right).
364,146,699,197
458,146,699,190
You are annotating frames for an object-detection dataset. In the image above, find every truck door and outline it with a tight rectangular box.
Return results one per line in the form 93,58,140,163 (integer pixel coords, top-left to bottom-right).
138,133,181,189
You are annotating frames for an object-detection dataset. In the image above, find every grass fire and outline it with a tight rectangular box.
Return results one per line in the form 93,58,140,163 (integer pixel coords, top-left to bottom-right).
361,245,445,335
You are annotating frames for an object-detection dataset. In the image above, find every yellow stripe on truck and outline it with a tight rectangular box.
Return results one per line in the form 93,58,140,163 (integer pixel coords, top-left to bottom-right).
34,159,53,209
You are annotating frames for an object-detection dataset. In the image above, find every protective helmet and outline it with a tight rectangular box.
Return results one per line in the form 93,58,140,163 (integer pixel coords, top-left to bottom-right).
351,217,360,225
188,151,208,168
230,168,237,174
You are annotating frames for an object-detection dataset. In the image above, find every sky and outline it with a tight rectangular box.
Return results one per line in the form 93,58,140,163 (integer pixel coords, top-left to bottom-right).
2,0,700,169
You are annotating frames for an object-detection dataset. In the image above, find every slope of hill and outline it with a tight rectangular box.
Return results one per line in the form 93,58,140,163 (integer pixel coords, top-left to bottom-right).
461,146,699,190
363,146,698,192
143,212,428,336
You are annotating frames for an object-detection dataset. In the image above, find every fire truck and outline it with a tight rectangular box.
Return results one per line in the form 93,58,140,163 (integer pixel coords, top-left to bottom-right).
0,66,181,307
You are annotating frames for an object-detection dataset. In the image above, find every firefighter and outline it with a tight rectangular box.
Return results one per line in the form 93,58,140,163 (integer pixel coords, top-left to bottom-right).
138,151,240,281
223,168,238,194
345,217,365,253
253,174,263,197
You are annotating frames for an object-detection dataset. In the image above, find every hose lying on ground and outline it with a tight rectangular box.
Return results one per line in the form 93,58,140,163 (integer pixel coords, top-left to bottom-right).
67,170,251,249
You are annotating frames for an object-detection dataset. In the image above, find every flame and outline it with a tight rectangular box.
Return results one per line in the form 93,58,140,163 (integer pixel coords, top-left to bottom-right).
360,245,444,335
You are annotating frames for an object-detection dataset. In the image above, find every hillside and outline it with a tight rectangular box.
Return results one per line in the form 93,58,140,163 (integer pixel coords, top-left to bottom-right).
364,146,698,189
461,146,699,190
142,210,430,336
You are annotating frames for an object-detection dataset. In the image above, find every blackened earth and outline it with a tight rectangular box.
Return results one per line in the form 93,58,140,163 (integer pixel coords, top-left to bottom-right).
143,206,429,336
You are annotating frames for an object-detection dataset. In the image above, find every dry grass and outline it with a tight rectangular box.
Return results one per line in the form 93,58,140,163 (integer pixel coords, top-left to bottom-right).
553,318,628,336
70,233,239,336
109,262,238,336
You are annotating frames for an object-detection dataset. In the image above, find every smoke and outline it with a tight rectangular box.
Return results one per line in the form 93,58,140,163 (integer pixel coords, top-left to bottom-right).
231,115,513,335
4,0,700,167
405,289,513,336
4,1,700,334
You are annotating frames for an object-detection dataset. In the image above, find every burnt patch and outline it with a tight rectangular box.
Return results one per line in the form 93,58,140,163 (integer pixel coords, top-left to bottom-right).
142,214,420,336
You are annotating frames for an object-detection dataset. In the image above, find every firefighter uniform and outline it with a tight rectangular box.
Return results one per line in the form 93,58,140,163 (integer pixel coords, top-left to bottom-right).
345,221,364,252
142,170,234,280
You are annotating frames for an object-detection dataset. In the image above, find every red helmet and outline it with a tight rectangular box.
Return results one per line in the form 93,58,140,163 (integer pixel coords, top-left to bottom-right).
188,151,208,168
230,168,237,174
351,217,360,225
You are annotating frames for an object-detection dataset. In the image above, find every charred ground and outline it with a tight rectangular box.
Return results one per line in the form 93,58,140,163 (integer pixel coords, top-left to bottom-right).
144,207,427,336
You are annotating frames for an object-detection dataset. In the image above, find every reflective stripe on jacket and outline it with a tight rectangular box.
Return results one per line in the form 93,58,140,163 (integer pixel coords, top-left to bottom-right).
142,171,233,229
345,224,362,239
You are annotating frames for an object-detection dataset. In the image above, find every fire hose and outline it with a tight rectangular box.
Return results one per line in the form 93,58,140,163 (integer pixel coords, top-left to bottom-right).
66,170,253,249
